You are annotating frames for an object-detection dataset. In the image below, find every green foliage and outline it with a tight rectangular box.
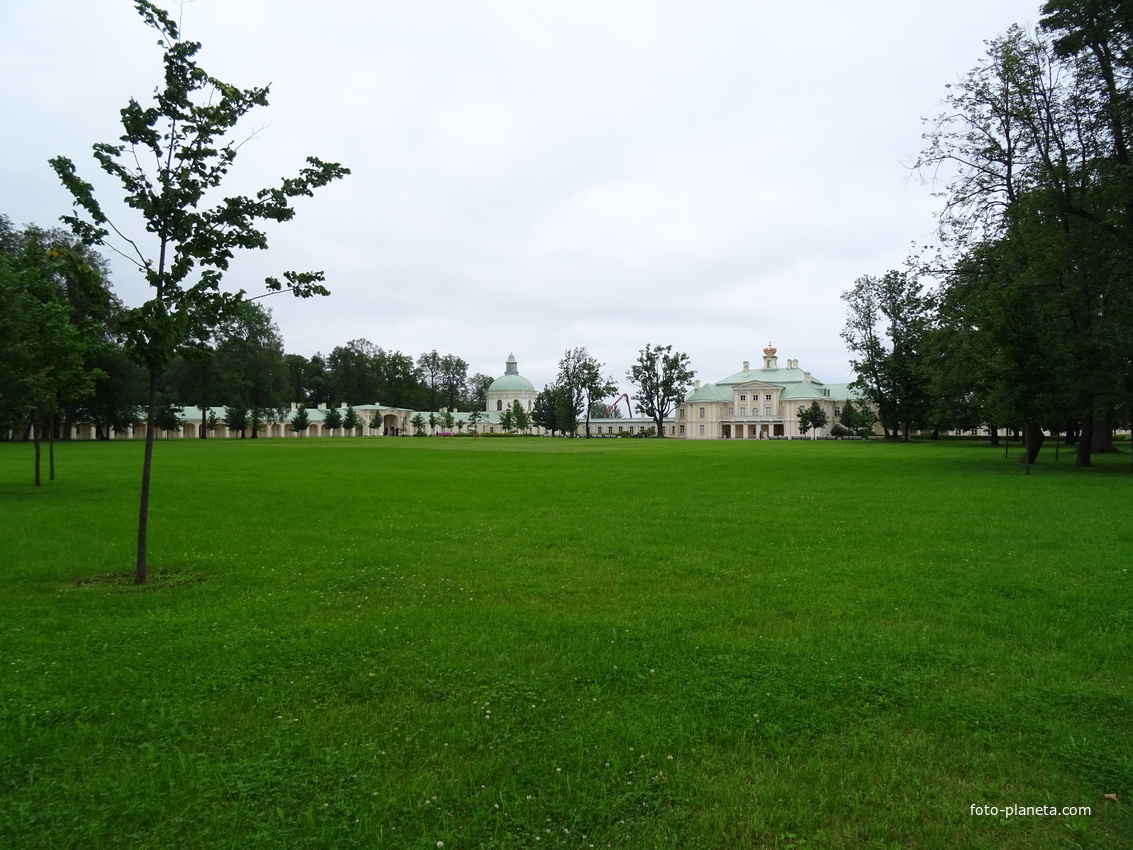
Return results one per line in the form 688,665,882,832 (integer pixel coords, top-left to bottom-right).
841,270,929,440
837,399,875,437
918,15,1133,464
224,405,247,437
627,343,695,437
512,400,529,434
410,412,426,436
557,347,617,438
154,399,183,435
322,405,343,432
498,405,514,433
48,0,347,581
533,384,575,435
1,439,1130,848
290,404,310,436
342,404,358,436
0,227,109,456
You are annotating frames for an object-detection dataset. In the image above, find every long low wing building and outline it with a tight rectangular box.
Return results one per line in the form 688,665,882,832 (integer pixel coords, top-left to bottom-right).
38,347,873,440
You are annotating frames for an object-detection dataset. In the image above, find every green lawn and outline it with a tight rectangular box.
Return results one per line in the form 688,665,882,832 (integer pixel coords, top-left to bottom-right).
1,436,1130,848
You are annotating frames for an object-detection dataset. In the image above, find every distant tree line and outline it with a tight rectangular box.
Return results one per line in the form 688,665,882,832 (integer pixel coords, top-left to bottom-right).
0,224,503,443
4,217,701,450
843,1,1133,467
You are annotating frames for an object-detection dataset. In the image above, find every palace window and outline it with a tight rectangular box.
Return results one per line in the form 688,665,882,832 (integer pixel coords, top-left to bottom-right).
699,424,705,435
765,394,772,401
699,407,705,419
679,408,686,419
739,406,746,417
740,394,746,401
765,405,772,417
496,400,502,411
679,425,686,435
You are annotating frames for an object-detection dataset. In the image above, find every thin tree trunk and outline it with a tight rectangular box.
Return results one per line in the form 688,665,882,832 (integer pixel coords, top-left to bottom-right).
989,425,1000,446
33,417,41,487
49,413,56,481
136,369,159,584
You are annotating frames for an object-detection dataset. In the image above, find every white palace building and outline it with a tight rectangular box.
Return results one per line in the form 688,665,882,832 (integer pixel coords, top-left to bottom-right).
44,346,868,440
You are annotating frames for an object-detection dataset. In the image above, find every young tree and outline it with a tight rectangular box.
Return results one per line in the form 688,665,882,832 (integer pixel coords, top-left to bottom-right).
368,411,382,434
154,400,182,437
468,409,482,435
804,401,828,438
512,400,530,434
290,403,310,437
411,413,426,436
225,406,247,438
627,343,695,438
206,409,219,435
323,405,343,435
499,405,515,433
796,405,812,438
50,1,349,582
342,404,358,436
441,410,455,434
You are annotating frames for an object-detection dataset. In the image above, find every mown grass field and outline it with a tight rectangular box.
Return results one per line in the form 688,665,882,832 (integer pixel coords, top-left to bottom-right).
1,436,1130,849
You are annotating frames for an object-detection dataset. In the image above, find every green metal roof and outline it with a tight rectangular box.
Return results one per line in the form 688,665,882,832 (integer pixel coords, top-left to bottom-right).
488,373,536,393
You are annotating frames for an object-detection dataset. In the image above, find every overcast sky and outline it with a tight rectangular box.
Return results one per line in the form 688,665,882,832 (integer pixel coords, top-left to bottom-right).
1,0,1042,402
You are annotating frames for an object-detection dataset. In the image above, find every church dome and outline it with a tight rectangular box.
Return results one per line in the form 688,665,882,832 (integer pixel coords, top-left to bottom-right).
488,354,535,393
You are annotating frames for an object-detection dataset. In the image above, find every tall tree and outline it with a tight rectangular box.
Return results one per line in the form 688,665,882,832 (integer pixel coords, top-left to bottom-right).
512,400,529,434
327,338,380,404
0,236,107,482
557,347,616,438
50,1,348,581
417,350,443,410
214,302,288,436
439,354,469,410
627,343,695,438
532,384,575,436
918,20,1133,465
841,270,929,440
467,372,494,411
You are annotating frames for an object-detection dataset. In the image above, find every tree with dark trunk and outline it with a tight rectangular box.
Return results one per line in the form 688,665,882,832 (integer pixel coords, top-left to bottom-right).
627,344,695,438
50,1,348,581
